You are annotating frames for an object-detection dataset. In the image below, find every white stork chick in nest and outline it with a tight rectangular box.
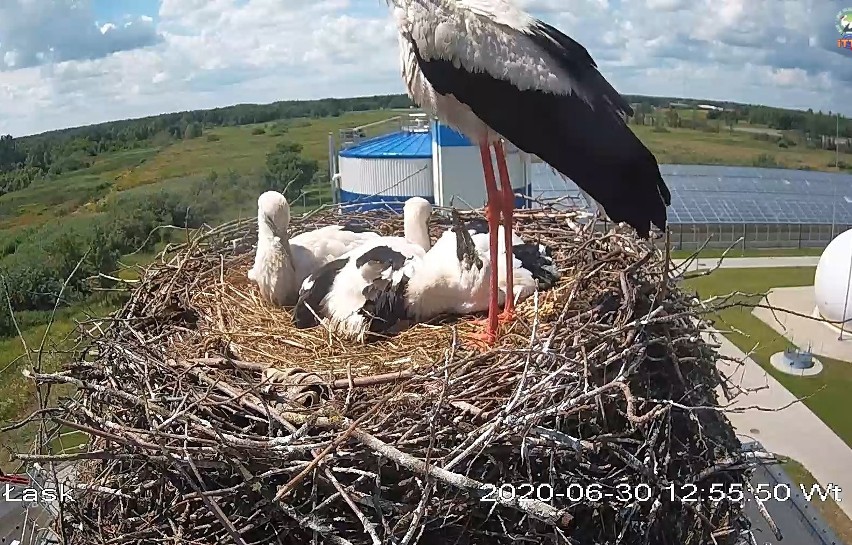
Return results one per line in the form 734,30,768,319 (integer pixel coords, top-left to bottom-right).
293,209,492,342
247,192,432,306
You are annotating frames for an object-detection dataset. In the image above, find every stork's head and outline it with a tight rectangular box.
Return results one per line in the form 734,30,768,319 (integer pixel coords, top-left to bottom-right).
257,190,290,237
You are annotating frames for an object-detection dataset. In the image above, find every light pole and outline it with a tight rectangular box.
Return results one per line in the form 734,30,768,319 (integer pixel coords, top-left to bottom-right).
837,113,841,171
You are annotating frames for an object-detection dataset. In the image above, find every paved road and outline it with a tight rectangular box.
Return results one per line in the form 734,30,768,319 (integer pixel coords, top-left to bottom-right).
733,126,783,137
676,255,820,271
744,464,842,545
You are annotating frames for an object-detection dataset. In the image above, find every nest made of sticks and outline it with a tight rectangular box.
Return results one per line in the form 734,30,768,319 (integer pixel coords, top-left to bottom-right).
23,204,759,545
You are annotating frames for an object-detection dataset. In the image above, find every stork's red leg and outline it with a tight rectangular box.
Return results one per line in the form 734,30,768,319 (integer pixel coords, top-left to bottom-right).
493,141,515,321
476,142,500,345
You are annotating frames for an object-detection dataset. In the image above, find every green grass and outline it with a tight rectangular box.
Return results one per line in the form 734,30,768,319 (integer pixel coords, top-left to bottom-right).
47,429,88,455
670,247,824,259
0,299,114,468
116,111,392,190
633,125,845,172
683,267,852,447
781,458,852,544
0,173,110,228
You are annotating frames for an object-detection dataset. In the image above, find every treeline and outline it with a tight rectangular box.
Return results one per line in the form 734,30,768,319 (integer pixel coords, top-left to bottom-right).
740,106,852,137
627,96,852,138
0,94,413,196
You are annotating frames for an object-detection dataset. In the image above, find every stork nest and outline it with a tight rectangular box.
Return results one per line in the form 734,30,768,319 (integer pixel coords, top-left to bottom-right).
20,204,760,545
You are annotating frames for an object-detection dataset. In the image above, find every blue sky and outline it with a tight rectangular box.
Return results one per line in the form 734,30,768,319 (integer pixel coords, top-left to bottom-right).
0,0,851,136
92,0,159,22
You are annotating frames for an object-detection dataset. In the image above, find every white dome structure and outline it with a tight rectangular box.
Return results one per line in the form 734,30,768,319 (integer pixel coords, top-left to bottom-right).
814,228,852,324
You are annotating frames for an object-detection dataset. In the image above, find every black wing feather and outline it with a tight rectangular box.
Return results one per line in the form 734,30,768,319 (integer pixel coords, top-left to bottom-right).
463,218,489,235
293,258,347,328
528,21,634,117
360,275,411,339
408,31,670,237
338,219,375,234
512,243,560,290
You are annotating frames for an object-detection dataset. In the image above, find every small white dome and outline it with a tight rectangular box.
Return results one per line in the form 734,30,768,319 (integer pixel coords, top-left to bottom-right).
815,229,852,323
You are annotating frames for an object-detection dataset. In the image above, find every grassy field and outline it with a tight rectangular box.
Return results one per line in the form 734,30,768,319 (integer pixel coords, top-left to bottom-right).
633,124,845,171
115,111,393,190
1,110,848,234
782,458,852,544
683,267,852,447
0,297,114,471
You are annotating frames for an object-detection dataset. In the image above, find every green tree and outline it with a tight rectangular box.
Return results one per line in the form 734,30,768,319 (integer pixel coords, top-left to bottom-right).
184,122,202,140
665,109,680,128
263,141,318,199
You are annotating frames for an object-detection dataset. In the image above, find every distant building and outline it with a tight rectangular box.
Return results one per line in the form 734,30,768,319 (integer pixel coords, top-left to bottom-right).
669,102,691,109
697,104,725,111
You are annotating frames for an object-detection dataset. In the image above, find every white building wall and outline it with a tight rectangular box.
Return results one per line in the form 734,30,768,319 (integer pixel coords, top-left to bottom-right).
433,146,529,209
338,156,433,198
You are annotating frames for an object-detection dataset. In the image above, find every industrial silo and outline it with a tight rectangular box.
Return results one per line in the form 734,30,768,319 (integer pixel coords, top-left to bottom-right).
337,128,434,212
333,116,532,213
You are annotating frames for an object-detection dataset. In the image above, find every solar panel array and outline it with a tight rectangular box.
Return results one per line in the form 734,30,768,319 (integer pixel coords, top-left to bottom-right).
531,163,852,225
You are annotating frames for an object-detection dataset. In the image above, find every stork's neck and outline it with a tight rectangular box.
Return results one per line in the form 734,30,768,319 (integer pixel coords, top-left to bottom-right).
404,214,431,251
258,210,276,240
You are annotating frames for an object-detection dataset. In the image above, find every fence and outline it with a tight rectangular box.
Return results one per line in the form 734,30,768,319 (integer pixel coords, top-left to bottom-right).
669,223,849,250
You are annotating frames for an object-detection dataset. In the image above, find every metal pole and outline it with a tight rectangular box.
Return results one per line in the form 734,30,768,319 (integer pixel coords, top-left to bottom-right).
328,132,335,181
837,113,841,170
841,245,852,340
20,505,29,543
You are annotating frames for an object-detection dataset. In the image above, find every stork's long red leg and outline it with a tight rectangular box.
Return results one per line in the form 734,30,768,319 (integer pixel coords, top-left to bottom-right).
478,142,501,344
493,141,515,321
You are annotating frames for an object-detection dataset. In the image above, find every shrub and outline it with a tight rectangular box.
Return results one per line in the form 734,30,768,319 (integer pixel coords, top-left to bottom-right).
251,127,266,135
753,153,781,168
206,134,221,142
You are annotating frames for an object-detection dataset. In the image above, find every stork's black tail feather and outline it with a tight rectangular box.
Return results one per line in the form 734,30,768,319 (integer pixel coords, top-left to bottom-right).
512,243,561,290
452,209,483,270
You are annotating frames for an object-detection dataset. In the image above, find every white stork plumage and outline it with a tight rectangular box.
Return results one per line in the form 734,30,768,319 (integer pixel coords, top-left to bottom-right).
247,192,432,306
387,0,671,343
293,211,560,342
293,210,490,342
462,218,560,305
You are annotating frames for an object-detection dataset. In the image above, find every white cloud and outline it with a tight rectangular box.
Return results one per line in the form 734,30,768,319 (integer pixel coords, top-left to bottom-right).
0,0,850,136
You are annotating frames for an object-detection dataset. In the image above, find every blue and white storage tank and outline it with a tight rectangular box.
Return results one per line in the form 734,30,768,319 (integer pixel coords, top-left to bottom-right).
335,115,531,212
338,128,434,211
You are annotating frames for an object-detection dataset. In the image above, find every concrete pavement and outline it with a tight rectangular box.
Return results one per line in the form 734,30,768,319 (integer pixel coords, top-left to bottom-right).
712,333,852,519
676,255,820,271
753,286,852,362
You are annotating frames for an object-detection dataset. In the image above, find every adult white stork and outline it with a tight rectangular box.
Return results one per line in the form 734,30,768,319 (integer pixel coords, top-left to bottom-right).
247,192,432,305
388,0,671,343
